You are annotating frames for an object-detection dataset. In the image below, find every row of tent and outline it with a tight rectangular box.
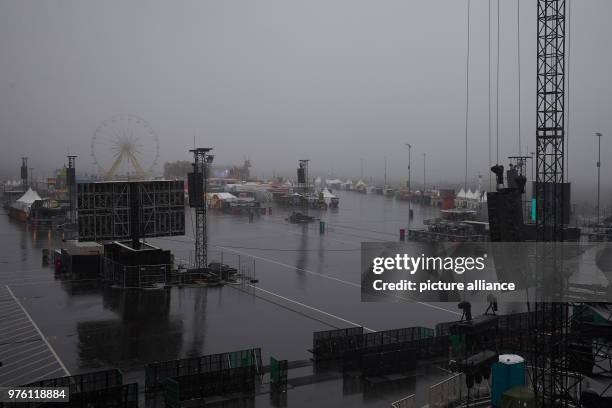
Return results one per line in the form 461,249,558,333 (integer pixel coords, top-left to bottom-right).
313,178,489,202
3,179,30,188
455,188,488,203
313,178,360,190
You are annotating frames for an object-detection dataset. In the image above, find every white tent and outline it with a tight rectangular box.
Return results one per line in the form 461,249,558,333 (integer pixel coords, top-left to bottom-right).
325,178,343,187
10,188,41,213
209,192,237,201
466,189,477,201
17,188,42,204
321,188,336,199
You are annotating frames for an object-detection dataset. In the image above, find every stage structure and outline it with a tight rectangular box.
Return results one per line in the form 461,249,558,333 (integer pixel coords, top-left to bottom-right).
77,180,185,247
21,157,28,189
67,155,77,227
188,148,214,270
532,2,572,407
297,159,310,195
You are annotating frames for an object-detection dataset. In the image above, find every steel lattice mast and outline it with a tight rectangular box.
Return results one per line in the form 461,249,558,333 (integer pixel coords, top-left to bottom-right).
535,0,566,241
67,155,77,228
532,1,573,406
190,148,213,270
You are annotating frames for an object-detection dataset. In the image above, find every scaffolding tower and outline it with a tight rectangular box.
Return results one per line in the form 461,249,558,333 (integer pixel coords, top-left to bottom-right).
532,1,573,406
297,159,310,195
21,157,28,190
67,155,77,227
189,148,213,270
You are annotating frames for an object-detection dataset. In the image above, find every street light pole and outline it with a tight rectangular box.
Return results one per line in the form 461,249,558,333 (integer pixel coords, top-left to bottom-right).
405,143,412,224
406,144,411,192
596,132,602,223
423,153,426,192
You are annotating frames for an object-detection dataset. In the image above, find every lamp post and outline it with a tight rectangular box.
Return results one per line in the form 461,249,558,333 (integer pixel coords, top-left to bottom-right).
405,144,412,192
596,132,603,223
423,153,426,193
405,143,412,224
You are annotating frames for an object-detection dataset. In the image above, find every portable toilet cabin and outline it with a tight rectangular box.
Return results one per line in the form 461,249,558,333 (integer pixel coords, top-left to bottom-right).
491,354,526,407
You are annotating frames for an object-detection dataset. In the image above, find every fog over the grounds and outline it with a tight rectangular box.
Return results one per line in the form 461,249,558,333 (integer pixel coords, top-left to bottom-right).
1,0,611,202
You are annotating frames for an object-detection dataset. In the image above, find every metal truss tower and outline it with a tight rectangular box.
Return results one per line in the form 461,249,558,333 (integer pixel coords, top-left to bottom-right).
535,0,566,242
532,1,573,406
297,159,310,195
67,156,77,227
297,159,311,212
21,157,28,190
189,148,213,270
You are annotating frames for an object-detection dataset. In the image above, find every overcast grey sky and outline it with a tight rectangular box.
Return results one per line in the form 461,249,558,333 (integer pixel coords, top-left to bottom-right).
0,1,610,198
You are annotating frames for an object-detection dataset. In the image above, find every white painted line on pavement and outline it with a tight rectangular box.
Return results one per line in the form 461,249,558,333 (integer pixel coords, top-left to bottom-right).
5,285,70,376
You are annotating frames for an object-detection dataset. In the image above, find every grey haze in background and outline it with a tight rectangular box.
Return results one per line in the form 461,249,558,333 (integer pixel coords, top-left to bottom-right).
0,0,611,200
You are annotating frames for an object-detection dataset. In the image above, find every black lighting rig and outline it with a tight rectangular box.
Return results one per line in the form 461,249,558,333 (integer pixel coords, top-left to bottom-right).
188,148,214,271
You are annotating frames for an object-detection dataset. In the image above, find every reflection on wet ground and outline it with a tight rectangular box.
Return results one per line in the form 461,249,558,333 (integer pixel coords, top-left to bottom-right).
77,288,183,371
0,191,458,406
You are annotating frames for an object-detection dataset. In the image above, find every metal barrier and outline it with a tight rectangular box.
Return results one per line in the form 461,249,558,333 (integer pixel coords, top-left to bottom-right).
12,380,137,408
428,373,490,408
270,357,288,392
21,369,123,394
391,393,415,408
145,348,262,393
312,326,435,362
102,257,170,288
312,327,364,361
164,366,256,408
343,341,410,372
68,383,139,408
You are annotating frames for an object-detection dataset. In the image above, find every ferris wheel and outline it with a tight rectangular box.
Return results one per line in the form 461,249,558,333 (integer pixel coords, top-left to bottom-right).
91,114,160,180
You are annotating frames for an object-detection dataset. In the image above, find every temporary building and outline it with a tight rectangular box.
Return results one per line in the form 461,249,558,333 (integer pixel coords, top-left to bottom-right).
17,188,42,204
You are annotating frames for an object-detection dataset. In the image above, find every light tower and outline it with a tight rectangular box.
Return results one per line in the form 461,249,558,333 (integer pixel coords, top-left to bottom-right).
535,0,566,242
532,1,571,406
422,153,426,193
595,132,602,222
67,155,77,227
405,143,412,224
297,159,310,195
21,157,28,190
188,148,214,270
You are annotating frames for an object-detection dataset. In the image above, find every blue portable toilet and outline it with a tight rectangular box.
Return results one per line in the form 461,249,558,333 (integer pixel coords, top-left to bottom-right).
491,354,526,407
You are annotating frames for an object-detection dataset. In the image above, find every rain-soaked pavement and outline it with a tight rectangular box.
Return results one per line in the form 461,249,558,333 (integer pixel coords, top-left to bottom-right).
0,190,461,407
